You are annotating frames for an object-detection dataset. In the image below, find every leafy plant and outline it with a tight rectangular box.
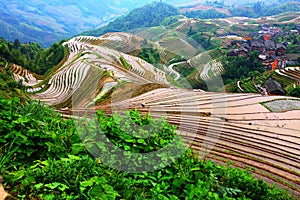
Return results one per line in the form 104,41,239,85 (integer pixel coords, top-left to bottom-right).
0,97,296,199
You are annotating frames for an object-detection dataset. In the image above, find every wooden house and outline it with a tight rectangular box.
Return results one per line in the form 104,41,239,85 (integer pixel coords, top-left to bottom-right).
259,52,269,60
265,78,285,95
264,40,276,55
250,40,264,52
276,43,287,53
227,49,238,57
238,47,249,57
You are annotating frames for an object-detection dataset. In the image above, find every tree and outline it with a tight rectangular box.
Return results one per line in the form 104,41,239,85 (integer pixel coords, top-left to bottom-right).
288,86,300,97
13,39,21,49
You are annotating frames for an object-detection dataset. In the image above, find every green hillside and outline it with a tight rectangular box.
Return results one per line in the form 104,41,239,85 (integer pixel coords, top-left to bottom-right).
0,38,66,75
179,0,300,19
83,2,179,36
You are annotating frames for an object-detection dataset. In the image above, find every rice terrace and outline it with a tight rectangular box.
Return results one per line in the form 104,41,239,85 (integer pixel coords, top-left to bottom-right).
1,0,300,199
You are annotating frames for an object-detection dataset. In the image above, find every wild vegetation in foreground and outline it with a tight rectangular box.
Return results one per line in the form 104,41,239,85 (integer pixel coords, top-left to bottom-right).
0,95,296,199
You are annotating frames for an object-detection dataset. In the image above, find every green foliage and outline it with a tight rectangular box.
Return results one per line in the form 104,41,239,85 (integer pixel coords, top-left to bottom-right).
174,63,195,77
229,1,300,18
222,51,264,85
184,9,228,19
161,16,181,27
6,155,119,199
240,77,259,93
190,33,217,50
287,86,300,97
138,47,161,65
0,97,296,199
0,98,77,170
97,110,178,153
119,56,131,70
83,2,179,36
0,67,27,99
75,109,185,173
0,37,66,75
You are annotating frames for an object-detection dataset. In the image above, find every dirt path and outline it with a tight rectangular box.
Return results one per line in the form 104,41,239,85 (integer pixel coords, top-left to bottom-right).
168,61,186,81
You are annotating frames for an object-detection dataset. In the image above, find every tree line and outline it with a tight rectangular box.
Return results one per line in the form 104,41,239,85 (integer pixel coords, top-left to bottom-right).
0,38,66,75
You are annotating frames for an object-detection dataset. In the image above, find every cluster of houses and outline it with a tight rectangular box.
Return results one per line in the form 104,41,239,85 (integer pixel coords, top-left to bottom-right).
251,25,300,38
226,24,300,70
227,39,288,70
225,25,300,96
227,39,289,95
258,26,283,37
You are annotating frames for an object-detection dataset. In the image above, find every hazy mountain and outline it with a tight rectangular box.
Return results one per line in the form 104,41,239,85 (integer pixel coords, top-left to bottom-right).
1,0,298,47
82,2,179,37
0,0,191,47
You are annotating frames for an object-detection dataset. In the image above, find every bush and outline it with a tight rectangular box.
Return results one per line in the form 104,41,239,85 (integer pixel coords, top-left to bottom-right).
0,98,296,199
287,86,300,98
0,97,77,170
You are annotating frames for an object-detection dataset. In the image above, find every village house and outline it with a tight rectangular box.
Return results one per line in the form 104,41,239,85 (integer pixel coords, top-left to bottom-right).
289,30,299,34
277,60,286,68
276,43,287,56
241,43,251,50
259,51,269,60
286,54,300,65
264,40,276,55
262,58,274,70
276,43,287,52
265,78,285,95
237,43,251,57
227,32,238,37
227,49,238,57
230,40,246,46
250,40,265,52
259,26,283,37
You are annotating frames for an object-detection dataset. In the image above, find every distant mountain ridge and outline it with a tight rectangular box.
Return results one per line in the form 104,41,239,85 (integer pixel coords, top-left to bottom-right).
83,0,300,38
1,0,300,47
0,0,191,47
82,2,179,37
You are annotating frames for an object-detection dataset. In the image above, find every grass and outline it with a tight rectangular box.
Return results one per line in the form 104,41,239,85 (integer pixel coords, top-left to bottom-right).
119,56,131,70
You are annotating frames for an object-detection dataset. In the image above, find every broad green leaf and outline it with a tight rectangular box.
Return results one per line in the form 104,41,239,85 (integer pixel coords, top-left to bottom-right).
34,183,44,190
191,167,201,171
124,138,136,143
68,154,82,160
45,182,62,190
137,139,145,144
124,146,131,151
81,180,95,188
168,195,180,200
157,171,162,179
58,184,69,191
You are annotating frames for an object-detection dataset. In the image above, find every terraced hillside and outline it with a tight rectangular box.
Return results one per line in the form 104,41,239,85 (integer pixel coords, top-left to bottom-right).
93,88,300,197
15,33,170,108
11,31,227,96
10,64,42,87
10,33,300,197
276,67,300,84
